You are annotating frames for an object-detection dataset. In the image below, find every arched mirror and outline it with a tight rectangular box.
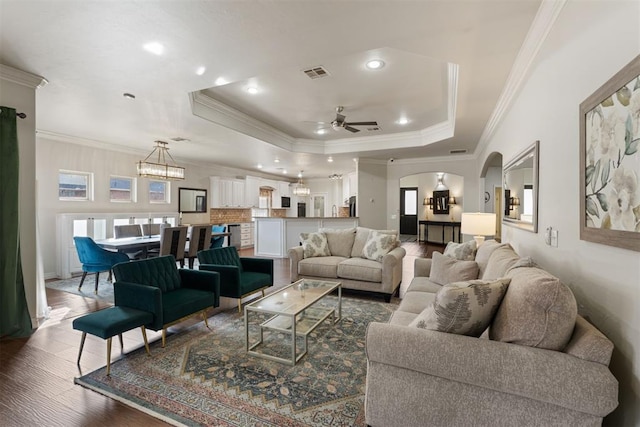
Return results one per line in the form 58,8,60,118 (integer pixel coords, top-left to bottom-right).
503,141,539,233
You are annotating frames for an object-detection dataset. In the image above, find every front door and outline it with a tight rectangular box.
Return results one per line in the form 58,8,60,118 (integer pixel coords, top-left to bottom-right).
400,187,418,235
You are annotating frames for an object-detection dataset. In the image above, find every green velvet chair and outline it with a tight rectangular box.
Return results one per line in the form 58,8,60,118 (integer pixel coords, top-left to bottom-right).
113,255,220,347
197,246,273,313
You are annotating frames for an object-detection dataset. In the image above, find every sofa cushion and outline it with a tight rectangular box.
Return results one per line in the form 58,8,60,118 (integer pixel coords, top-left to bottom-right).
388,310,419,326
409,278,511,337
300,232,331,258
474,240,507,278
337,257,382,283
481,244,520,280
429,252,479,286
397,291,437,315
320,227,356,258
351,227,397,258
443,240,477,261
298,256,344,278
406,276,442,294
490,267,577,351
362,230,398,262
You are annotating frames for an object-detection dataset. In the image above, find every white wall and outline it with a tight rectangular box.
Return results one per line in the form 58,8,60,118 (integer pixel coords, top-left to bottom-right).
358,160,388,229
0,68,41,324
478,1,640,423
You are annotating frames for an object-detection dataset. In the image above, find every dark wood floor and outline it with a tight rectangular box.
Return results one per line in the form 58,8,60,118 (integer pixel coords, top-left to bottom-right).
0,242,440,426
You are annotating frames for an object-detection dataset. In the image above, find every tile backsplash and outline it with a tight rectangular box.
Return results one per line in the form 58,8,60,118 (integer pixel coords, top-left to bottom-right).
210,207,289,223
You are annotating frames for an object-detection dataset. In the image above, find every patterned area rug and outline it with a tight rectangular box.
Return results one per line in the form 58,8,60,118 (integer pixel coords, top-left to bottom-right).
75,295,395,426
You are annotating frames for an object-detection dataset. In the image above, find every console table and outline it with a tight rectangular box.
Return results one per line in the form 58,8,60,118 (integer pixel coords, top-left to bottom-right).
419,220,462,245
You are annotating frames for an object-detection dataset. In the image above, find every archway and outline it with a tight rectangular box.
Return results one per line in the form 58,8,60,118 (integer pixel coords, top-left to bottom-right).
480,152,503,239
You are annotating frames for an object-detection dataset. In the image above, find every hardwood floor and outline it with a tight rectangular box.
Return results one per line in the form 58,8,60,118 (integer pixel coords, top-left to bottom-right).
0,242,440,426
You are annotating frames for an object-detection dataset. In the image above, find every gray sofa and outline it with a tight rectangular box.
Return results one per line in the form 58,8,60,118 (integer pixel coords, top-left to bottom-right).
288,227,406,301
365,240,618,426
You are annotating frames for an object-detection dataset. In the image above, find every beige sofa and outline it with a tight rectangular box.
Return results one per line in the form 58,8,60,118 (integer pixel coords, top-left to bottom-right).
365,241,618,426
288,227,406,302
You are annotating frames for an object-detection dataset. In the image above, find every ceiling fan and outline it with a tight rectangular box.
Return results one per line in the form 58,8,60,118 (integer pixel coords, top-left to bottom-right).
327,106,378,133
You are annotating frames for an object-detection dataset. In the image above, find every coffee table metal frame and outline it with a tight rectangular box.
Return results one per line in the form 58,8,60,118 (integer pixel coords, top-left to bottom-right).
244,278,341,365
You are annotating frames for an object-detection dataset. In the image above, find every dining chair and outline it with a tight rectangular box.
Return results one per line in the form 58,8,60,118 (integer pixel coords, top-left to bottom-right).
210,225,226,248
159,226,188,265
73,236,130,294
114,224,144,259
184,224,212,268
142,223,161,237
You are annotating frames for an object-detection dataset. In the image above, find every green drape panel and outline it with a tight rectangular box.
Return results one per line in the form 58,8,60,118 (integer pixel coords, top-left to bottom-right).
0,107,33,337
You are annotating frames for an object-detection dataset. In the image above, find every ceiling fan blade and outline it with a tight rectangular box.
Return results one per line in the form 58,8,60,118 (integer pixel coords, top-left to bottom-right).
345,121,378,126
344,126,360,133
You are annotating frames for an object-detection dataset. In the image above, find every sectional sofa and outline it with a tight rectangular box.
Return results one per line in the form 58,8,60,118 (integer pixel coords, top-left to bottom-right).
365,240,618,426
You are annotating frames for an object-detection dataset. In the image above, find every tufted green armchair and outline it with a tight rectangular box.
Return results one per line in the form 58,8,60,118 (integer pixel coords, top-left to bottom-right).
113,255,220,347
197,246,273,313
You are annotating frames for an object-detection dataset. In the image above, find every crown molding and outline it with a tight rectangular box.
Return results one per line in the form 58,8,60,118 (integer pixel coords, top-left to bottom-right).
190,92,295,151
475,0,567,156
0,64,48,89
388,152,476,165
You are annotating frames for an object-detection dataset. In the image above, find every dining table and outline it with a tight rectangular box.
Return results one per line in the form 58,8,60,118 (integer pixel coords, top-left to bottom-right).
95,232,233,259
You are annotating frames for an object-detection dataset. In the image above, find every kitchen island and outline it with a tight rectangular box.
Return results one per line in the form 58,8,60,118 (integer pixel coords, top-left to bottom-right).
254,217,358,258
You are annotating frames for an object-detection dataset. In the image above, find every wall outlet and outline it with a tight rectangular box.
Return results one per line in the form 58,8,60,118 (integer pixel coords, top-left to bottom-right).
544,227,552,245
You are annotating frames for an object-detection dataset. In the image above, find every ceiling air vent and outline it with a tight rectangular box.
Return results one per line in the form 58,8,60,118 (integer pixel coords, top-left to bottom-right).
170,137,190,142
367,126,381,131
303,66,330,80
449,149,467,154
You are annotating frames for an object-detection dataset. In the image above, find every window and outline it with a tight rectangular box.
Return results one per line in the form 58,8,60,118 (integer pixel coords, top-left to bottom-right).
59,171,92,201
110,176,136,202
149,180,169,203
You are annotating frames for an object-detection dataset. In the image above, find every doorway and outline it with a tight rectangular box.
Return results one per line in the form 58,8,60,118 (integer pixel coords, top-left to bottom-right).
400,187,418,235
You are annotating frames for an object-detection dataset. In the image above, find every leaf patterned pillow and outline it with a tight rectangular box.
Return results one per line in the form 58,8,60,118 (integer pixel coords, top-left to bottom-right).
300,232,331,258
409,278,511,337
362,230,398,262
443,240,477,261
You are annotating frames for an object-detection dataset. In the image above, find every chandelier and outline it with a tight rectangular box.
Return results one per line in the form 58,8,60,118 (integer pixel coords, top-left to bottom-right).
137,140,185,180
292,171,310,196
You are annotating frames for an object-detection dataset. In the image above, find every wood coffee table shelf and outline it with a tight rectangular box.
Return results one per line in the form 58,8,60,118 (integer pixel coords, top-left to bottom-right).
244,278,341,365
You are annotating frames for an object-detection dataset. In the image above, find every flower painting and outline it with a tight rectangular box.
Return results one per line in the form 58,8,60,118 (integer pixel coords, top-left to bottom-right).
580,55,640,252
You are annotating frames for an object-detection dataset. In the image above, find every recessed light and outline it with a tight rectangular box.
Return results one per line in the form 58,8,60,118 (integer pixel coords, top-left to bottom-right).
143,42,164,55
397,117,409,125
327,156,334,163
366,59,385,70
257,163,263,169
316,129,327,135
123,93,136,99
282,170,287,174
214,77,228,86
274,158,280,163
196,66,206,76
247,86,258,94
297,172,303,178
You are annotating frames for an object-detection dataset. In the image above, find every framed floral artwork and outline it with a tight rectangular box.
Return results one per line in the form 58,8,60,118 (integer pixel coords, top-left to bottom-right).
580,55,640,252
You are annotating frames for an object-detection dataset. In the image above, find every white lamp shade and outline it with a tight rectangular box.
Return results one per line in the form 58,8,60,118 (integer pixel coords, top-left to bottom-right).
461,212,496,236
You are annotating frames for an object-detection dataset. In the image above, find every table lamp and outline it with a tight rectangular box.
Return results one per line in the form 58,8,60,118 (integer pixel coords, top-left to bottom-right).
461,212,496,246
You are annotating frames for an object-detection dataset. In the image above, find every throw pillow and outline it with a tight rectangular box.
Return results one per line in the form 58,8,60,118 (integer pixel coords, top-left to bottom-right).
474,240,507,278
320,228,356,258
351,227,398,258
300,232,331,258
481,244,520,280
443,240,477,261
505,256,538,273
409,278,511,337
490,266,577,351
362,230,398,262
429,252,479,286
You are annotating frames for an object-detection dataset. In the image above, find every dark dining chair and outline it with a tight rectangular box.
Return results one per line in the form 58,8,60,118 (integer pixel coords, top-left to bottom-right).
114,224,145,259
159,226,188,265
73,236,130,294
210,225,226,248
184,224,212,268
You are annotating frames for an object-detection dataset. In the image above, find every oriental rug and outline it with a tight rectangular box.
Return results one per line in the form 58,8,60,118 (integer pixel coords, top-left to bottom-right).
75,296,395,426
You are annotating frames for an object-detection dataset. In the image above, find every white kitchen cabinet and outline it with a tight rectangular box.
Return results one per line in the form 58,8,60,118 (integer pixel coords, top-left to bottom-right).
245,176,261,208
211,176,245,208
240,222,254,248
278,181,291,197
348,172,358,197
232,180,245,207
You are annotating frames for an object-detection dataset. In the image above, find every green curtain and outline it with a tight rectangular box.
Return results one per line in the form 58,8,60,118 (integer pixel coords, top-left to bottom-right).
0,107,33,337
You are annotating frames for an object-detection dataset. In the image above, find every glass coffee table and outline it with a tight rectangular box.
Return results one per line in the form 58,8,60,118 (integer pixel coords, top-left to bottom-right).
244,278,341,365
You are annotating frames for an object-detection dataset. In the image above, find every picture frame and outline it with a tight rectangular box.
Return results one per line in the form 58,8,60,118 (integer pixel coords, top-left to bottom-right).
579,55,640,252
